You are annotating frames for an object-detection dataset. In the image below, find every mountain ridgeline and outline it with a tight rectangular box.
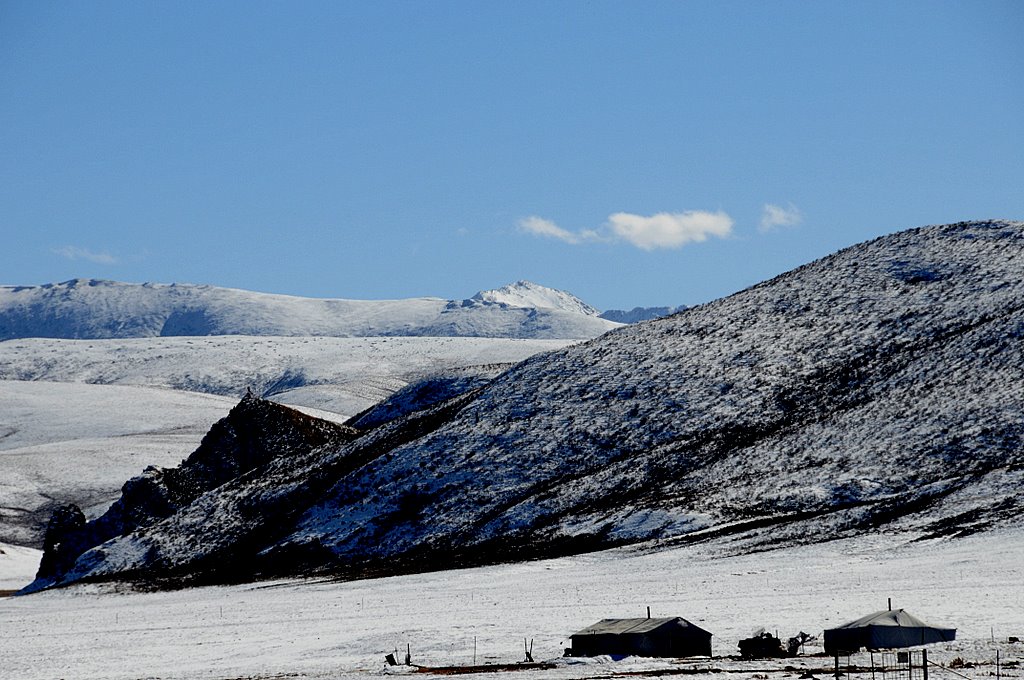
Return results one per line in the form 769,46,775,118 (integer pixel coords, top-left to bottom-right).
0,280,620,341
598,305,688,324
26,220,1024,592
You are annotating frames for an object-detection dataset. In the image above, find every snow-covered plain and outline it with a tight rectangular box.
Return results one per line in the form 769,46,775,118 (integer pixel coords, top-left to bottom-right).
0,541,40,590
0,335,573,416
0,380,234,453
2,528,1021,680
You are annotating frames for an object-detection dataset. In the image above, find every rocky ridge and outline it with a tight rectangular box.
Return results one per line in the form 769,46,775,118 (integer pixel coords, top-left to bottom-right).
33,396,357,585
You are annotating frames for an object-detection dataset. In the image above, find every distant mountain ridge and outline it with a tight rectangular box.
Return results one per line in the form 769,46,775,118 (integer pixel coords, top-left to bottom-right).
599,305,688,324
0,279,620,341
25,219,1024,593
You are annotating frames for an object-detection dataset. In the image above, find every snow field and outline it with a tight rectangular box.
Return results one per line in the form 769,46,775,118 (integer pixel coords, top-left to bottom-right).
0,335,575,417
0,542,40,591
0,381,237,546
1,528,1021,680
0,380,235,452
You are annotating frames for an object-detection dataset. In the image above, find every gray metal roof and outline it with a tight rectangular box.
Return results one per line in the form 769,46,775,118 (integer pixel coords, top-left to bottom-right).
829,609,952,631
572,617,709,637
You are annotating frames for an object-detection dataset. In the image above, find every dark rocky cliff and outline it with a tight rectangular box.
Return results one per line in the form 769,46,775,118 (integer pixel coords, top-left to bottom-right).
33,395,358,585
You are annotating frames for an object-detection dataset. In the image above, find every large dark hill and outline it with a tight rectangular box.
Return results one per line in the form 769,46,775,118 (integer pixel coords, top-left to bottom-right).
26,220,1024,592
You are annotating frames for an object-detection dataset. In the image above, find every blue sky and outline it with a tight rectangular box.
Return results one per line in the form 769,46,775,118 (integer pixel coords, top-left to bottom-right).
1,1,1021,310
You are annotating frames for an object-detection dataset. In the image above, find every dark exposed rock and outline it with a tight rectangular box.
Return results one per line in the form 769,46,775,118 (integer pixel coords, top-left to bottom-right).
35,504,86,581
29,395,358,590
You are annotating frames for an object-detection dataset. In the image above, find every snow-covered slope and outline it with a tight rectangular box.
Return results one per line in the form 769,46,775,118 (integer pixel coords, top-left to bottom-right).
27,220,1024,592
0,279,620,340
0,336,572,417
471,280,601,316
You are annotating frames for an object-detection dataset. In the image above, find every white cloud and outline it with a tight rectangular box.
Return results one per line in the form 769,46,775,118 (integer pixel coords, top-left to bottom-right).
607,210,733,250
519,210,733,251
518,216,586,245
760,203,803,233
53,246,118,265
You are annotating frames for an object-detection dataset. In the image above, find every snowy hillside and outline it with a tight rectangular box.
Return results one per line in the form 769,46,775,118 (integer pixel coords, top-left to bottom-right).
25,220,1024,592
0,279,620,340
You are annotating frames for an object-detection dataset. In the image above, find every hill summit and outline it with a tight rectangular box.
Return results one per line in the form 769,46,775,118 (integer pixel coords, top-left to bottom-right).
470,280,601,316
24,220,1024,592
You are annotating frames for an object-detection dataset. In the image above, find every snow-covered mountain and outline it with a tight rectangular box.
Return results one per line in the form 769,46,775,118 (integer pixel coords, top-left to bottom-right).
25,220,1024,592
0,279,619,340
470,280,601,316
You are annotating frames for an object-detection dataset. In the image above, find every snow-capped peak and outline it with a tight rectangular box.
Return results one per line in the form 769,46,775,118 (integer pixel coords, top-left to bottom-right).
470,280,601,316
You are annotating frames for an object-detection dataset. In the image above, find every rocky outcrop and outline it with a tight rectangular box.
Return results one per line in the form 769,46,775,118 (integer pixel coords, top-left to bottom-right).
35,504,86,582
28,395,358,590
